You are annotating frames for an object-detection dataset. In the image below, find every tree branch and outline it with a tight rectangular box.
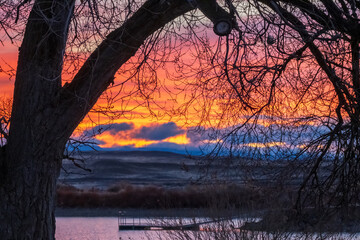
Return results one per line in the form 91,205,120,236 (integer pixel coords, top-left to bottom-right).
0,117,8,140
56,0,195,138
264,1,353,116
351,37,360,118
279,0,330,27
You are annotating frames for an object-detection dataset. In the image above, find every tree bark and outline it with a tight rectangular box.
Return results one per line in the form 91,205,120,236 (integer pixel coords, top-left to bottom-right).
0,0,75,239
0,0,194,239
0,150,63,239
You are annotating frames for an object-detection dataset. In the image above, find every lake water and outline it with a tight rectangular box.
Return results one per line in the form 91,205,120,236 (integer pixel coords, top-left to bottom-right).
55,217,360,240
56,217,216,240
56,217,154,240
55,216,251,240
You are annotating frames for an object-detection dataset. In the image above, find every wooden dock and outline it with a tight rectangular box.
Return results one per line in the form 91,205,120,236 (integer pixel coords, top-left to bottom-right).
119,223,200,231
118,211,240,231
118,211,201,231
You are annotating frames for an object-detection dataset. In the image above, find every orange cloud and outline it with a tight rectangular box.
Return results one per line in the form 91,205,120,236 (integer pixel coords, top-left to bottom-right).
85,121,190,149
163,133,190,145
241,142,287,148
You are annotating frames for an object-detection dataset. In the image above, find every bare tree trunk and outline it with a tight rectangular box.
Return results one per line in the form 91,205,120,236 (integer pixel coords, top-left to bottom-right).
0,148,63,239
0,1,74,239
0,0,195,239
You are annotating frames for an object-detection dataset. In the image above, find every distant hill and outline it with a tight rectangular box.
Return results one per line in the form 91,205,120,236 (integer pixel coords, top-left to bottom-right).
59,151,198,189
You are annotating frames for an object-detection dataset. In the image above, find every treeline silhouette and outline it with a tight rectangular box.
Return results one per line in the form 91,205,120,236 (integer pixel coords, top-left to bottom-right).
56,182,360,232
56,182,293,209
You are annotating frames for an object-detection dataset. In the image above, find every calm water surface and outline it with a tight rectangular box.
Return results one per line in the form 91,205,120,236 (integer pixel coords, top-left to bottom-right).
55,216,245,240
56,217,158,240
55,217,360,240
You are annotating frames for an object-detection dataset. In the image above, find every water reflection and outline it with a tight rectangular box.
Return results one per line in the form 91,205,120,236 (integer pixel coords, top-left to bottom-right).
56,217,211,240
55,217,359,240
56,217,154,240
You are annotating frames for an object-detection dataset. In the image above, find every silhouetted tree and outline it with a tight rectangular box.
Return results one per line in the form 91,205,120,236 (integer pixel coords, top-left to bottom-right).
0,0,236,239
2,0,360,238
185,0,360,221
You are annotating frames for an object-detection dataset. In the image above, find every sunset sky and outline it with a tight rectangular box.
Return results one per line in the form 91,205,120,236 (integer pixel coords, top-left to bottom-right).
0,35,331,156
0,39,215,154
0,3,337,157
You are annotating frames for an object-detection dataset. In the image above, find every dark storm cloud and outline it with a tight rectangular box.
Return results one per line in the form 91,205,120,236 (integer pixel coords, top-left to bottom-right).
134,122,184,140
84,122,134,136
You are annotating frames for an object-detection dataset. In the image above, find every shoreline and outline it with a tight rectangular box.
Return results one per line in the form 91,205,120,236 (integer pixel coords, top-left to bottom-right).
55,207,262,218
55,207,360,233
